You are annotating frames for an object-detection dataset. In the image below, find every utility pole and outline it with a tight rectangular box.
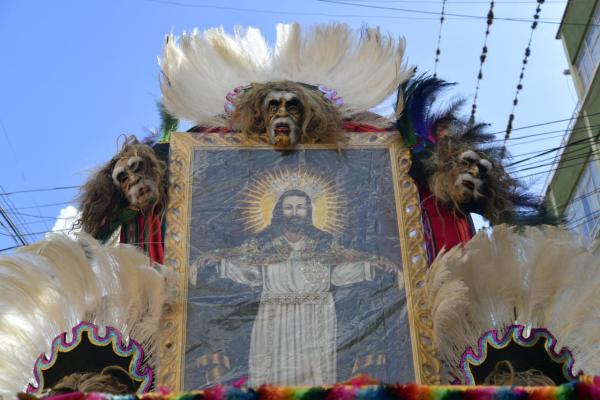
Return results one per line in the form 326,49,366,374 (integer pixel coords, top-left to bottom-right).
0,205,28,246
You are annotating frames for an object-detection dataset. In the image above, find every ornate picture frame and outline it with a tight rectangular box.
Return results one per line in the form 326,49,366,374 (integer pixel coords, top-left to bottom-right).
158,132,439,390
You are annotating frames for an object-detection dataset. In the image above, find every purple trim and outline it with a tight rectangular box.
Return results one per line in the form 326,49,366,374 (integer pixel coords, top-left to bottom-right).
458,324,580,385
26,322,153,394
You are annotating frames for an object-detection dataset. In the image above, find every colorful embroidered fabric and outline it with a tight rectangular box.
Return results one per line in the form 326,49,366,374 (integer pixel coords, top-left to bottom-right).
419,185,474,263
31,377,600,400
120,210,164,264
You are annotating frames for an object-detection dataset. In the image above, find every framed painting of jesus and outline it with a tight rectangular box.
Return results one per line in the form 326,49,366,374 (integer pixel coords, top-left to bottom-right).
157,131,438,390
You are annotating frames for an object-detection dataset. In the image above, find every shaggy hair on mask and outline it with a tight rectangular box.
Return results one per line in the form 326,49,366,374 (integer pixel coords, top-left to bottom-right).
397,76,557,226
483,360,556,386
423,124,519,225
75,137,167,240
48,366,136,395
230,81,344,144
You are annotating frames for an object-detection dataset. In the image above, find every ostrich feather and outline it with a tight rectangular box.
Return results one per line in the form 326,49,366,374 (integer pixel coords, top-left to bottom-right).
427,225,600,380
0,233,176,396
159,23,414,126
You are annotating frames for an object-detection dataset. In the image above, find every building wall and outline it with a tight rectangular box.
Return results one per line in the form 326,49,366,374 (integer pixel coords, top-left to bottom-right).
546,0,600,240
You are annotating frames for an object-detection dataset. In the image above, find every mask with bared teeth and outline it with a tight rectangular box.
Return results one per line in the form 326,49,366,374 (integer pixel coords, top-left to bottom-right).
77,137,167,239
230,81,343,146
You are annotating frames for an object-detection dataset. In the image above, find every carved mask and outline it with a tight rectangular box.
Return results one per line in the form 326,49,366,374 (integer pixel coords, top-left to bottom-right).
453,150,492,203
111,155,160,211
263,91,303,145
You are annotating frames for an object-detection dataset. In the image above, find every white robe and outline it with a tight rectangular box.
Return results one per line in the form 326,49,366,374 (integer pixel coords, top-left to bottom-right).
219,237,373,386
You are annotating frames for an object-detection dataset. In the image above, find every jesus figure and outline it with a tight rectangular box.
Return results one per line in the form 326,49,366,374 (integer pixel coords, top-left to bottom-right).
191,189,396,387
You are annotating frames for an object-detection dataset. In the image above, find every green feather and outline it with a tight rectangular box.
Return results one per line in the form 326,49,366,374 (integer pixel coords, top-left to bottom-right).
157,101,179,143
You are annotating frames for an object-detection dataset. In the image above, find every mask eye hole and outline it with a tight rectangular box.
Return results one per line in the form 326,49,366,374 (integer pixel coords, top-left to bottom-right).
117,171,128,183
131,159,145,172
461,157,476,167
478,159,492,173
287,98,301,113
268,100,279,113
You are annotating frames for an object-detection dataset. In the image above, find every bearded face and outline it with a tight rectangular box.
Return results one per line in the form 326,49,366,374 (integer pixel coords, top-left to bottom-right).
263,91,304,145
454,150,492,202
429,146,494,210
111,155,160,211
281,194,310,233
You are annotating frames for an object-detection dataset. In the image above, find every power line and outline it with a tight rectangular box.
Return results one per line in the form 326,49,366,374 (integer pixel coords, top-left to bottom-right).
0,228,71,238
0,205,28,246
517,155,600,180
510,149,600,174
500,0,544,158
493,123,598,143
143,0,452,19
5,210,77,219
506,146,596,171
508,136,597,162
565,209,600,230
0,245,20,253
12,201,73,211
554,187,600,216
488,111,600,136
0,185,80,196
344,0,566,3
504,132,599,167
317,0,593,26
505,135,591,159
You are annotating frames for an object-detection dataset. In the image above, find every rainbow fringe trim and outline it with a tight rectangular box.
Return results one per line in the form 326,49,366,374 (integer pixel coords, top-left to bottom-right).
34,376,600,400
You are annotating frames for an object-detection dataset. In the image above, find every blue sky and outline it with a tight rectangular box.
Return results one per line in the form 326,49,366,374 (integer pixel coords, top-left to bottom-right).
0,0,576,251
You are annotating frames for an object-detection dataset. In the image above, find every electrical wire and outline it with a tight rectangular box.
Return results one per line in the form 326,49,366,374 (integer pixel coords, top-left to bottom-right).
0,245,20,252
488,111,600,136
0,185,80,196
0,228,71,238
504,132,599,167
565,208,600,230
506,147,597,171
344,0,565,3
517,155,600,180
143,0,455,20
5,210,77,219
554,187,600,215
316,0,595,26
509,149,600,174
11,201,73,211
507,148,588,172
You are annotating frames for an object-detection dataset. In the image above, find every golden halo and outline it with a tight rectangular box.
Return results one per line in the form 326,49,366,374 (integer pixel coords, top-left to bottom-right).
238,168,346,236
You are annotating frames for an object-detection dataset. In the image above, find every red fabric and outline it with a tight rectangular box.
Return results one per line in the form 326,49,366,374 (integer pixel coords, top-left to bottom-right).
418,185,473,263
119,211,164,265
147,211,164,264
342,121,392,132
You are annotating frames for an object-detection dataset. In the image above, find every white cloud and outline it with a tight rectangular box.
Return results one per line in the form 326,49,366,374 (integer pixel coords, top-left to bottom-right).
51,205,81,238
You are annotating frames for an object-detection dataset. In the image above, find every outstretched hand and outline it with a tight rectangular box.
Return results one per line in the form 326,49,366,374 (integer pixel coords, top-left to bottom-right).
189,254,221,286
373,259,398,274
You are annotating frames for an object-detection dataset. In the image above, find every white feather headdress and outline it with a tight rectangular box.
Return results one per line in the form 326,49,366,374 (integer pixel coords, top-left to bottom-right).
159,23,414,126
0,233,177,396
426,225,600,383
